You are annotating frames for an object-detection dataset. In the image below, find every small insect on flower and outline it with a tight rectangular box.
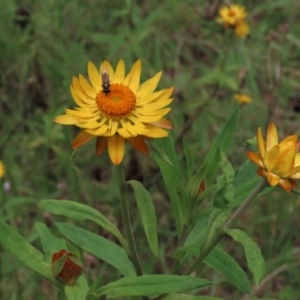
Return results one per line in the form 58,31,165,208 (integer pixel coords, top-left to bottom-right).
101,63,110,96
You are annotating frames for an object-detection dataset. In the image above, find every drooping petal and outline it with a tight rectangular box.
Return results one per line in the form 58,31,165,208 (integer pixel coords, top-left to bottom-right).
72,131,94,149
278,178,292,192
266,122,278,151
150,118,174,129
88,61,101,92
108,135,125,165
266,170,280,186
113,59,125,84
96,137,108,156
127,136,149,155
246,152,264,168
55,115,76,125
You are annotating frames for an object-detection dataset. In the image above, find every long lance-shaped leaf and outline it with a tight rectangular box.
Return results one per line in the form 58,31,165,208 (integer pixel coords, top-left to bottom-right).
128,180,158,258
55,222,135,276
225,228,266,286
163,294,223,300
92,275,212,298
204,247,252,294
38,199,128,252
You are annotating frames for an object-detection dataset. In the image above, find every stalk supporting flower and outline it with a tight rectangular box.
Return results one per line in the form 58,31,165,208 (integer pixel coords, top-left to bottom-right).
183,179,267,275
115,163,143,276
247,122,300,192
55,60,174,165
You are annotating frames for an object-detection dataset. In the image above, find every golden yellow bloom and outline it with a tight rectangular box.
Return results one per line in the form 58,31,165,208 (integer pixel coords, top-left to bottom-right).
0,160,5,179
247,123,300,192
234,93,251,104
234,20,249,38
55,60,174,165
217,4,247,26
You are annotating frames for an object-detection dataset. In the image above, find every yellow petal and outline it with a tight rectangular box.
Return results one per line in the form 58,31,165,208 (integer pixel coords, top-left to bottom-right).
281,134,297,144
150,118,174,129
133,113,163,123
137,89,169,105
257,127,266,157
79,74,97,98
266,122,278,151
276,146,296,176
143,125,168,138
127,136,149,155
88,61,101,92
54,115,76,125
288,166,300,178
123,59,141,93
72,131,94,149
108,135,125,165
117,127,131,138
0,160,5,179
72,77,84,93
264,145,280,171
294,153,300,167
267,170,280,186
113,59,125,84
136,71,162,98
70,85,85,107
66,108,98,118
142,97,173,111
73,88,96,105
246,152,264,168
90,124,109,135
96,137,108,156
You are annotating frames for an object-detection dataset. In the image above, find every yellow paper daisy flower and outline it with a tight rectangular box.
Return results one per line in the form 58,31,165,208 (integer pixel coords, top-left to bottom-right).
0,160,5,179
234,93,251,104
55,60,174,165
247,123,300,192
217,4,247,26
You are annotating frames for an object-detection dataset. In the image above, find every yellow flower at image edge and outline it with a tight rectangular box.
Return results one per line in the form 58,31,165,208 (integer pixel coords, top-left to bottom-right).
247,122,300,192
217,4,247,26
234,93,251,104
0,160,5,179
55,60,174,165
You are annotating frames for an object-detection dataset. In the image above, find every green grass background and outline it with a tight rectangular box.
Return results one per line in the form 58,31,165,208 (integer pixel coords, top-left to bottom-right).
1,0,300,299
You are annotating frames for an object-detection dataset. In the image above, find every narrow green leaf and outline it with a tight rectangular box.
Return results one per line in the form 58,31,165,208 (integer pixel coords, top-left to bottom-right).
163,294,222,300
204,247,251,294
38,200,127,252
65,275,89,300
152,155,189,237
204,108,239,174
183,137,193,181
128,180,158,257
35,222,66,256
0,220,61,288
204,209,229,249
225,228,266,286
153,133,181,178
93,275,212,298
55,222,135,276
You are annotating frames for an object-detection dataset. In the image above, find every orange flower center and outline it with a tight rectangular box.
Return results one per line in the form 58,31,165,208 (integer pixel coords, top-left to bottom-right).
228,9,236,17
96,83,136,119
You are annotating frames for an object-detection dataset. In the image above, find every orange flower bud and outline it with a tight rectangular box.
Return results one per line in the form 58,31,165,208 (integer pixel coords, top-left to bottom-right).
52,249,83,285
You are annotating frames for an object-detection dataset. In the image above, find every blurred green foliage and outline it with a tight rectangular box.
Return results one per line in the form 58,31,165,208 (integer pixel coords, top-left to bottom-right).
1,0,300,299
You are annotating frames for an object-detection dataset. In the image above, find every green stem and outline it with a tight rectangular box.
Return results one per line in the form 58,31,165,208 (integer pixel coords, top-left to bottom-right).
115,163,143,276
183,178,268,275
